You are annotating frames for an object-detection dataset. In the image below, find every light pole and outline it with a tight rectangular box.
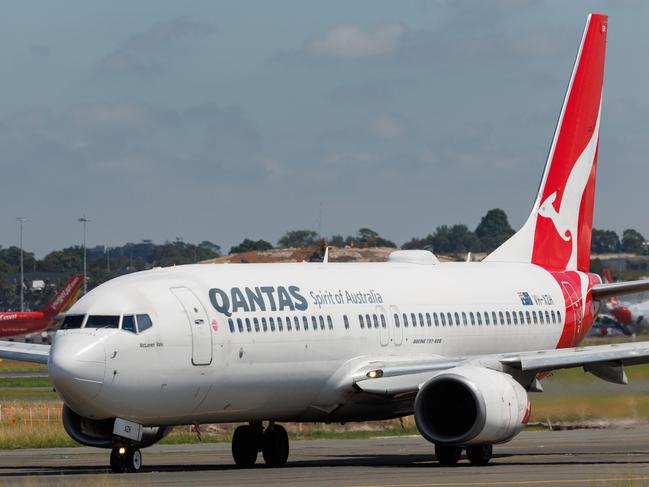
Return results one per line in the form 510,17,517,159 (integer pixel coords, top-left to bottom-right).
78,216,89,294
16,217,26,311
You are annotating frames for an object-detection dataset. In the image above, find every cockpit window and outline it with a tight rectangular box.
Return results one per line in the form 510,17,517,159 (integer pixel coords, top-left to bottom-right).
136,314,153,332
122,315,137,334
61,315,85,329
85,315,120,329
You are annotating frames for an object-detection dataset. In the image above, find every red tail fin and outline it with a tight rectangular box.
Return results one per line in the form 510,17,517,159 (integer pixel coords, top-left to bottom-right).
602,268,614,283
485,14,607,272
39,274,84,317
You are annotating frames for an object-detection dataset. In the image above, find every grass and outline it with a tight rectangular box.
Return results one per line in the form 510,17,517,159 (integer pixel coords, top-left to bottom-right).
0,359,47,373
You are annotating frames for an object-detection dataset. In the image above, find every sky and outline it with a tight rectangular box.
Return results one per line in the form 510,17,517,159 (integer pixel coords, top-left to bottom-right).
1,0,648,256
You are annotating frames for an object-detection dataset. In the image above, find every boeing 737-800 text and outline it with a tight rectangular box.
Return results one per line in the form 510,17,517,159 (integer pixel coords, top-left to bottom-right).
4,13,649,473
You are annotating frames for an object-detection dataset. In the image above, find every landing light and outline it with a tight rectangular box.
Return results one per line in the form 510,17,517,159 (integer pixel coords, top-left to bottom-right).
118,447,126,455
367,369,383,379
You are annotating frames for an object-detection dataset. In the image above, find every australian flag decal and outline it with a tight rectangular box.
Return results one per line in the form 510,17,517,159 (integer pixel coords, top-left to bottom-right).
518,292,533,306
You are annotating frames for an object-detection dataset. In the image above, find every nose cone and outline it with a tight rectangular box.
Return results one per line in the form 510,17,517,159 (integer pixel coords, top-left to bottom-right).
49,332,106,414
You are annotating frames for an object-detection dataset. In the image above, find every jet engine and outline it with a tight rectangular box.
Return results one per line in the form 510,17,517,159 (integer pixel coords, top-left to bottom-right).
62,405,172,448
414,365,529,446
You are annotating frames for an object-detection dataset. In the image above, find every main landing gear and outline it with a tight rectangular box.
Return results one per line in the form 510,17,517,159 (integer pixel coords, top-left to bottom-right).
232,422,289,467
110,445,142,473
435,443,493,466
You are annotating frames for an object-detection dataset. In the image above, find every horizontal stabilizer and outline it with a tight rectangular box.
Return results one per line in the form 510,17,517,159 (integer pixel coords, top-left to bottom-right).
591,279,649,300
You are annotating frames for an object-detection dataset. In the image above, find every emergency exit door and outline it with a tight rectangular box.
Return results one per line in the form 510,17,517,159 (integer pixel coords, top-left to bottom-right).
171,287,213,366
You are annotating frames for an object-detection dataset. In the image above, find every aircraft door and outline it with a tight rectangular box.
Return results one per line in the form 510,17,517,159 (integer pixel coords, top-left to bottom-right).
376,305,389,346
389,305,403,346
561,281,582,344
171,287,213,366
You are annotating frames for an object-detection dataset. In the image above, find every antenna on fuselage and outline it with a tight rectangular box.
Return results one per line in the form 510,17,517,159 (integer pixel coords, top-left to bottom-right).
323,247,329,263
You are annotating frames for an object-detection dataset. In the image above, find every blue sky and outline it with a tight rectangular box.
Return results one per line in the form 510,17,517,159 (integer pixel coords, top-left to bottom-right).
2,1,648,256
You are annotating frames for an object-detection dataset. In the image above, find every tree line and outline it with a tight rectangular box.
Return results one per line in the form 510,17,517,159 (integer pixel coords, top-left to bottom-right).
0,208,646,309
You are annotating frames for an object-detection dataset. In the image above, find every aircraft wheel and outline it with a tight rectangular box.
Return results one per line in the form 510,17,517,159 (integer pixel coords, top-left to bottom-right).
110,447,126,473
232,425,260,467
262,424,289,467
435,444,462,466
466,444,493,465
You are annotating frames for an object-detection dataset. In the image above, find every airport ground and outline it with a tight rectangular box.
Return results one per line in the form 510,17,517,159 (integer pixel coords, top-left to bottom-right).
2,428,649,486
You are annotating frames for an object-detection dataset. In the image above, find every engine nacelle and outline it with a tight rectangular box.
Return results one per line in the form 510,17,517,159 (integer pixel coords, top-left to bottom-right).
62,405,173,448
414,365,530,446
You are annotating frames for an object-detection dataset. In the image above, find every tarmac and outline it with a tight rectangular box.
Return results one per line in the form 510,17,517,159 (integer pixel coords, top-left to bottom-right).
2,427,649,486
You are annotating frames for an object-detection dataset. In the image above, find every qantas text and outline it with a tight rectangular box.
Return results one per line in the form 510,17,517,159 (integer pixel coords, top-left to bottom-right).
208,286,308,317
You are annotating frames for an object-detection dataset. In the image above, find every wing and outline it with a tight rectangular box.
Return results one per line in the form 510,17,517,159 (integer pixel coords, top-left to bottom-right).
0,341,50,364
353,341,649,396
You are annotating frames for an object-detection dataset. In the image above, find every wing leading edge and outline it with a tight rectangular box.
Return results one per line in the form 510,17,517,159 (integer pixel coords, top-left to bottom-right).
0,341,50,364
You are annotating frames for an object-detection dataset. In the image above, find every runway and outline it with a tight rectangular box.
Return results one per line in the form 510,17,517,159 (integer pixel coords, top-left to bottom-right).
2,427,649,486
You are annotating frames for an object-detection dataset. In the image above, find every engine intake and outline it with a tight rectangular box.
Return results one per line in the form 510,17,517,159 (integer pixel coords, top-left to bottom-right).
62,404,172,448
414,365,529,446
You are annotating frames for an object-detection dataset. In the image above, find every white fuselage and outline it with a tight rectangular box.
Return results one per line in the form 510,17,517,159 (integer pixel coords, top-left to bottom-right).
49,260,574,427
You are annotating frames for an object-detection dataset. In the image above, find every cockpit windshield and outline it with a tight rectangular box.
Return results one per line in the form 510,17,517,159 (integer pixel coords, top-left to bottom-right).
85,315,120,329
61,315,85,329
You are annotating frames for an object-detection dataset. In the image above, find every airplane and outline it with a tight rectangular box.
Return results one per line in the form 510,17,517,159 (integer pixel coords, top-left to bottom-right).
0,274,83,338
3,12,649,474
602,268,649,329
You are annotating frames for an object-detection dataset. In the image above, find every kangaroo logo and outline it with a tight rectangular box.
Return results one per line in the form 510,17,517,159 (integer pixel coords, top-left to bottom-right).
536,110,601,269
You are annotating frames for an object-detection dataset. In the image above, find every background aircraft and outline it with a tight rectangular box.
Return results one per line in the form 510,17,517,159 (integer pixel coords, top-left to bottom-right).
0,274,83,338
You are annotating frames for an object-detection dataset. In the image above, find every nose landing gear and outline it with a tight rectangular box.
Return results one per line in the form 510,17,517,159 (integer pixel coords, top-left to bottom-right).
231,422,289,467
110,445,142,473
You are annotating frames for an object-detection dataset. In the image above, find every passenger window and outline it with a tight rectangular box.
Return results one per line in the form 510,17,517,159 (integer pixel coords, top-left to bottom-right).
532,311,538,324
418,313,425,327
86,315,120,329
254,317,260,332
551,310,556,323
525,311,531,325
294,316,300,331
440,313,446,326
122,315,136,333
492,312,497,325
319,316,325,330
311,316,318,331
245,318,252,332
539,311,544,324
344,315,350,330
461,312,467,326
476,312,482,326
433,313,439,327
447,312,453,326
403,313,409,328
262,317,268,332
545,311,550,324
394,313,400,328
285,316,292,331
62,314,85,329
359,314,365,329
380,315,387,328
373,315,379,329
302,316,308,331
327,316,333,330
411,313,417,327
455,312,460,326
506,311,511,325
470,312,475,326
136,314,153,332
484,312,490,326
498,311,504,325
557,311,562,323
228,318,235,333
366,314,372,331
512,312,518,325
277,317,283,332
426,313,432,327
269,317,276,332
237,318,244,333
519,311,524,325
